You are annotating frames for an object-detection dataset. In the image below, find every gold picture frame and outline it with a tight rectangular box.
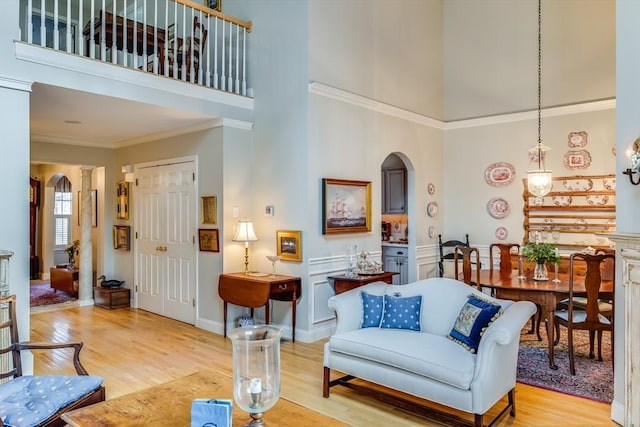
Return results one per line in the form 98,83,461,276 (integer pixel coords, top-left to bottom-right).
113,225,130,250
199,228,220,252
205,0,221,11
201,196,217,224
116,182,129,220
321,178,372,234
276,230,302,262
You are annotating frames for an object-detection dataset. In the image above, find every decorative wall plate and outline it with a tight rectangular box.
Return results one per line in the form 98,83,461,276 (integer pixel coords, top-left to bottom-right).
568,131,588,148
563,150,592,170
532,196,545,206
428,225,436,238
603,178,616,190
552,195,572,207
574,218,587,231
427,202,438,217
487,197,510,219
427,183,435,195
495,227,508,241
484,162,516,187
563,178,593,191
586,195,608,206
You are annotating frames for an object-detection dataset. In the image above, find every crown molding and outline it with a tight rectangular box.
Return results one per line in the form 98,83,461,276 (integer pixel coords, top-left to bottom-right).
308,81,446,130
309,82,616,130
0,75,33,92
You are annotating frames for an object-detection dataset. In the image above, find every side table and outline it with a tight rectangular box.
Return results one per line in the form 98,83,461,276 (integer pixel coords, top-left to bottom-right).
94,287,130,309
218,273,301,342
328,271,398,295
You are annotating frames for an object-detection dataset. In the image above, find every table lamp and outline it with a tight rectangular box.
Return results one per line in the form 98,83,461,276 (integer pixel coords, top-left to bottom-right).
233,220,258,274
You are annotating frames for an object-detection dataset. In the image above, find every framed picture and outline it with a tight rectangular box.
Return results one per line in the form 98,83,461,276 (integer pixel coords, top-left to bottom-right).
276,230,302,262
201,196,217,224
78,189,98,227
199,229,220,252
206,0,221,11
116,182,129,220
113,225,130,250
322,178,372,234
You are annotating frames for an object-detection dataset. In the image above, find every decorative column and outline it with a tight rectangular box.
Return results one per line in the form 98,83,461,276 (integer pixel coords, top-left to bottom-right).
608,233,640,427
79,167,94,303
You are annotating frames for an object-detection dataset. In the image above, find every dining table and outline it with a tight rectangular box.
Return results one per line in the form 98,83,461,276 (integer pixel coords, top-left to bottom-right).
474,269,613,370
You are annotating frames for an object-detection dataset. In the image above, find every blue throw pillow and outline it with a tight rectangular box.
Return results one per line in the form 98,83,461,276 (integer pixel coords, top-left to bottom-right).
380,294,422,331
448,294,503,353
360,292,384,328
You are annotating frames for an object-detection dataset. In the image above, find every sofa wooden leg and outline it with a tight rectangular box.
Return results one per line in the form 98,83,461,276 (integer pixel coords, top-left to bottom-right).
323,366,330,398
509,388,516,416
474,413,483,427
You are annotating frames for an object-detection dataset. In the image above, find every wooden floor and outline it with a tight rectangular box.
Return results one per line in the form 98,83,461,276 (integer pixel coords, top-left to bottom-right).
30,306,616,426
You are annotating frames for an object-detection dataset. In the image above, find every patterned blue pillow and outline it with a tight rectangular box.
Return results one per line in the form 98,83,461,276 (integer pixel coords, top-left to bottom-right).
360,292,384,328
380,294,422,331
448,294,503,353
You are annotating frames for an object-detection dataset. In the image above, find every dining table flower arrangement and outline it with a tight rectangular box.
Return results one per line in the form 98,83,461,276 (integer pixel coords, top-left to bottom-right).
522,242,559,281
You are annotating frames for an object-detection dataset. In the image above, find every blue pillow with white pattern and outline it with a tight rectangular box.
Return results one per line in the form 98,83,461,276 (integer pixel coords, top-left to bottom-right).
360,292,384,328
380,294,422,331
448,295,503,353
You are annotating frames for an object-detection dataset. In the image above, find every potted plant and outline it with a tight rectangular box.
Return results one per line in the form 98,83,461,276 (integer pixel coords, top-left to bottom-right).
521,242,559,281
65,240,80,269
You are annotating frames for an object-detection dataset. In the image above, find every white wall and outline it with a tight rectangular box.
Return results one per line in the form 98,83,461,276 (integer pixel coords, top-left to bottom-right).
444,0,615,121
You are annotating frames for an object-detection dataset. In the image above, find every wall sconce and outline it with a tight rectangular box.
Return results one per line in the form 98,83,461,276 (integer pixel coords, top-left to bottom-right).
623,138,640,185
232,220,258,274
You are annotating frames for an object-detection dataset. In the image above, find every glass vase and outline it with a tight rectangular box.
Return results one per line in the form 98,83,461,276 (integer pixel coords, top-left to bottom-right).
229,325,282,427
533,262,549,281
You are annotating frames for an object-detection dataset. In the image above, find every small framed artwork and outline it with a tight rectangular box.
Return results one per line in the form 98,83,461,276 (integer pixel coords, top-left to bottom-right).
199,228,220,252
116,182,129,220
78,189,98,227
276,230,302,262
206,0,221,11
322,178,372,234
201,196,217,224
113,225,130,250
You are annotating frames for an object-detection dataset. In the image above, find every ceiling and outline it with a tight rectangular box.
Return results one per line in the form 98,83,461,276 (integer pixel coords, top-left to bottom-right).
30,83,217,149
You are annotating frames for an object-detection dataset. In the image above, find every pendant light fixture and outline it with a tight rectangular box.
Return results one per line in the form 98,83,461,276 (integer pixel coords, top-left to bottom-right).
527,0,553,197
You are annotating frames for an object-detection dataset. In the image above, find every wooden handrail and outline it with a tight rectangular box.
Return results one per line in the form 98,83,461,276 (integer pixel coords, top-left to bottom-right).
177,0,253,32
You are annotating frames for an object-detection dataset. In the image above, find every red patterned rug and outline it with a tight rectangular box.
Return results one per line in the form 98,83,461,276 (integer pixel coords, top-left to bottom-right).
30,282,76,307
517,328,613,403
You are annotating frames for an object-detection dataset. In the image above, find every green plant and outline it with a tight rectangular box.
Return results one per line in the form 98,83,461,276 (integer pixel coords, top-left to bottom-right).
522,243,559,264
66,240,80,261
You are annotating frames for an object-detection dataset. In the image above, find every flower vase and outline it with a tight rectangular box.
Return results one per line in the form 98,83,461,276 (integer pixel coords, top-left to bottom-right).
533,262,548,281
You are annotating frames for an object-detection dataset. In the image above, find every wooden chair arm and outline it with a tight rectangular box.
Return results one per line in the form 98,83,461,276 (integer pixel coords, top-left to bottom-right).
15,342,89,375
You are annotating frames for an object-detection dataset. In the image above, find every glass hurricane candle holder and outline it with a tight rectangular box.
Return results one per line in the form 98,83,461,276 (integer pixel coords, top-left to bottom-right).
229,325,282,427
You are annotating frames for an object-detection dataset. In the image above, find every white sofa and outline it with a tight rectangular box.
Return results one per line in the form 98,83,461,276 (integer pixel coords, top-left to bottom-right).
323,277,536,427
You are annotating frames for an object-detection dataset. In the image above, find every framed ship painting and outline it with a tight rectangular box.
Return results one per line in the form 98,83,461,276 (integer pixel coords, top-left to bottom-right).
322,178,371,234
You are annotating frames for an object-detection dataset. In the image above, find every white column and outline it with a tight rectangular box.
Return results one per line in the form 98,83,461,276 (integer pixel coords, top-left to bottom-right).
79,167,95,303
608,233,640,427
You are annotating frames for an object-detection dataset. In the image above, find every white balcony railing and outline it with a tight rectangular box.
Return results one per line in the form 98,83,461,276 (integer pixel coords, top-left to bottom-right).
20,0,252,95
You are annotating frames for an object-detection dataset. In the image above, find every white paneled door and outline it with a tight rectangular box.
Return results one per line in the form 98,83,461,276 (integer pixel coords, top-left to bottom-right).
136,160,196,324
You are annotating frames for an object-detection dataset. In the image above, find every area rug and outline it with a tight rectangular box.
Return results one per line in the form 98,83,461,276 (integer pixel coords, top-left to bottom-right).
30,282,76,307
517,328,613,403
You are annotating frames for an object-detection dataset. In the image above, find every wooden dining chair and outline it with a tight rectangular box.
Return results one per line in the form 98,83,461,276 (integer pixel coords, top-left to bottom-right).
438,234,469,277
453,245,481,290
552,252,615,375
489,242,519,273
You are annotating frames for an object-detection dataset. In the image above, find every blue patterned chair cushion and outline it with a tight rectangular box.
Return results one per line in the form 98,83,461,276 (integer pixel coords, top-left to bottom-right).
0,375,104,427
360,292,384,328
448,294,503,353
380,294,422,331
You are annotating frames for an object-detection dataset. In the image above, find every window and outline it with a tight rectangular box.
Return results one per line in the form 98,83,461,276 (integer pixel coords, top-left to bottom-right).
54,176,72,248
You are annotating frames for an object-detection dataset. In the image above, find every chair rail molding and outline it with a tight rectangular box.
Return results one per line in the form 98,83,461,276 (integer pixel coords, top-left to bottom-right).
607,232,640,426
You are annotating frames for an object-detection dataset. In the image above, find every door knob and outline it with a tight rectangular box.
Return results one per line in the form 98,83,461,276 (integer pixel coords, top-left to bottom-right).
156,246,167,252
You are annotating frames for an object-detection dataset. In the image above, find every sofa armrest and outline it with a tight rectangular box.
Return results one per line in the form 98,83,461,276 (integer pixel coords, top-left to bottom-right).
328,282,388,335
470,300,536,413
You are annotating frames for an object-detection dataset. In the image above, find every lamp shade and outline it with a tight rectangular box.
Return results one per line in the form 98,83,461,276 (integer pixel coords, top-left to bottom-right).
527,170,553,197
233,220,258,242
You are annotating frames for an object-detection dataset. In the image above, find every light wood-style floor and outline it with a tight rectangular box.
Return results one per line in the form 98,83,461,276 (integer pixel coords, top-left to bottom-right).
30,306,616,426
